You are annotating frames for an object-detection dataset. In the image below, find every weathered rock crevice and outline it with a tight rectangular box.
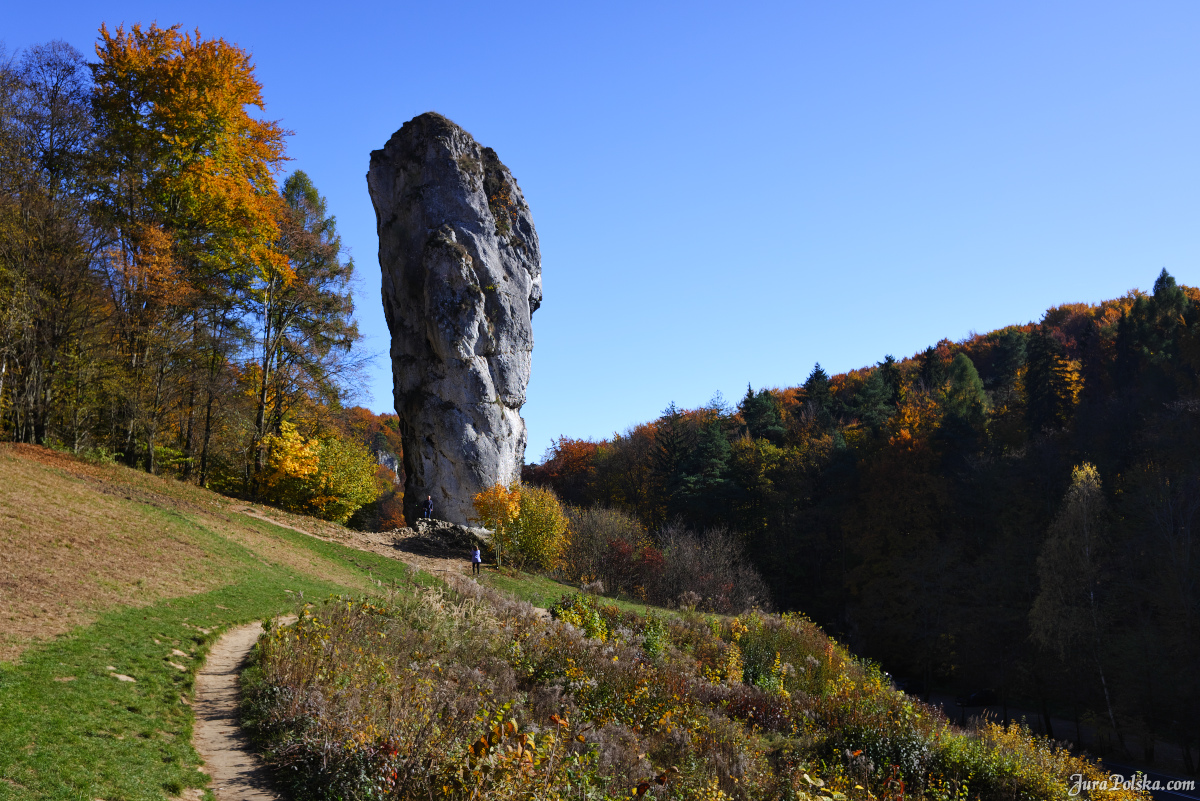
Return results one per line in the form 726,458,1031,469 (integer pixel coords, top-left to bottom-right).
367,113,541,525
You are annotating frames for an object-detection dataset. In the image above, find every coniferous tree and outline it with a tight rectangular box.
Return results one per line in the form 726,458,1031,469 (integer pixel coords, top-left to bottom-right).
991,329,1027,389
1026,329,1080,433
879,354,902,404
939,353,989,452
651,402,691,524
919,345,946,390
851,369,893,433
740,385,785,443
804,363,833,428
943,353,988,426
249,170,359,492
679,415,734,526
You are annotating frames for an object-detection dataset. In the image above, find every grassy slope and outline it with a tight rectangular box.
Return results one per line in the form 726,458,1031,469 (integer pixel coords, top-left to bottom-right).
0,445,432,801
477,568,681,619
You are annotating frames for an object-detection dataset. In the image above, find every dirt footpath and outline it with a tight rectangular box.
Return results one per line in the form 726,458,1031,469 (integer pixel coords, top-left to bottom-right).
193,618,294,801
187,512,477,798
235,506,474,578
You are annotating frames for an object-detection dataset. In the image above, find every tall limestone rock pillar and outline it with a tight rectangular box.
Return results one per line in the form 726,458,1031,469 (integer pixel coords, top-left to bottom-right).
367,113,541,526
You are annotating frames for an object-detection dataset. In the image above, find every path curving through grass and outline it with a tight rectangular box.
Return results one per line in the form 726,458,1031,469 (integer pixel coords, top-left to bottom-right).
193,618,294,800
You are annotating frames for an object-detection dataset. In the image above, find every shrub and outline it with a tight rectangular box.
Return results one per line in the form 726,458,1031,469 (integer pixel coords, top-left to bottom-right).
561,504,647,585
657,523,771,613
512,482,569,570
562,509,771,613
257,422,379,524
376,490,406,529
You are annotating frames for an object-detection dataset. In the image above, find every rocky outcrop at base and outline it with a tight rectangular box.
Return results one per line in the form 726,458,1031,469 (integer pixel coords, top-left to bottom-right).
404,518,492,551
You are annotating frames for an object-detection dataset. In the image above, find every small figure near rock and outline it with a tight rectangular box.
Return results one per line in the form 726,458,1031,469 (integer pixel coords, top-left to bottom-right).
470,545,482,575
422,495,433,519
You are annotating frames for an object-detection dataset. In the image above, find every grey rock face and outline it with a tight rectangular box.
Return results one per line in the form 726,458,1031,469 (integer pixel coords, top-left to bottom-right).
367,113,541,526
412,518,492,550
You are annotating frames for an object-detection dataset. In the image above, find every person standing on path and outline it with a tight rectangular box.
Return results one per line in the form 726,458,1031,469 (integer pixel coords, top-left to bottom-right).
422,495,433,519
470,545,482,575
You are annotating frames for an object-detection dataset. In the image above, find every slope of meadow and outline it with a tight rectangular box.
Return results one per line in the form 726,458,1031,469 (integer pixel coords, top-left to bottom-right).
0,444,430,801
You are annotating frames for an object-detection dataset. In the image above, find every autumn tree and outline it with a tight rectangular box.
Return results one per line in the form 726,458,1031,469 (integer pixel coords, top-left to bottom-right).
257,420,320,510
472,483,521,567
89,23,288,476
257,421,377,524
248,170,358,490
1030,463,1123,749
1025,328,1081,433
0,42,102,447
522,435,598,506
305,434,379,524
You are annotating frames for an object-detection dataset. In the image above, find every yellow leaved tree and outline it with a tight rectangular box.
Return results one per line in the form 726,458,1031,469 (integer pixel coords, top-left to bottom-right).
90,22,290,482
511,483,569,571
472,482,569,570
258,422,378,524
258,421,320,511
471,483,521,567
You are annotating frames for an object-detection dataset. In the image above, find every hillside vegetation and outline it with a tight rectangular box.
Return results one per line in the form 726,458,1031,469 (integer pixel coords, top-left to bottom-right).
526,271,1200,767
1,444,1152,801
242,579,1144,801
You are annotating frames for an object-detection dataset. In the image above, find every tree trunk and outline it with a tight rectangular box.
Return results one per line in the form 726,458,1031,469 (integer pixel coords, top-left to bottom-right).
181,385,195,480
1095,653,1126,754
198,387,215,488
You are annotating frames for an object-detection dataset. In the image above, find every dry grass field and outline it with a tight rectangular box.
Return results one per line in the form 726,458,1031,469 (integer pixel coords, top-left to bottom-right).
0,444,392,664
0,444,437,801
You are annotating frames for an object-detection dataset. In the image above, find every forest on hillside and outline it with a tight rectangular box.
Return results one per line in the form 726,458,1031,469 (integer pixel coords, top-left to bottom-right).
525,272,1200,770
0,27,407,527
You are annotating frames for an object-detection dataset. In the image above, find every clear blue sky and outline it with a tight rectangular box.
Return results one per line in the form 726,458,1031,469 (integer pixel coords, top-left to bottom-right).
9,2,1200,462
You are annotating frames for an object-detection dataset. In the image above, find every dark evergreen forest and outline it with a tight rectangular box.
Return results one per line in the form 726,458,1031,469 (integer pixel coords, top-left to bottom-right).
526,271,1200,769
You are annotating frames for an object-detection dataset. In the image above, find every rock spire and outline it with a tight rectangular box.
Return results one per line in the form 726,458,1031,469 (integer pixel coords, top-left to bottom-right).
367,113,541,525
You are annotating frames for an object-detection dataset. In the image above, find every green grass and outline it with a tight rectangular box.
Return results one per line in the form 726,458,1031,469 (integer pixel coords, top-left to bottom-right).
476,567,680,619
0,502,431,801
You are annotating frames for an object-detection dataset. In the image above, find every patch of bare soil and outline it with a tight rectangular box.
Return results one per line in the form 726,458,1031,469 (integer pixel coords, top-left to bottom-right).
193,617,295,800
235,506,474,578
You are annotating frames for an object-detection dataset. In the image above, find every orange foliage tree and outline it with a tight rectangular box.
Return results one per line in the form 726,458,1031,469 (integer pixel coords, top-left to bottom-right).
90,22,289,480
471,483,521,567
